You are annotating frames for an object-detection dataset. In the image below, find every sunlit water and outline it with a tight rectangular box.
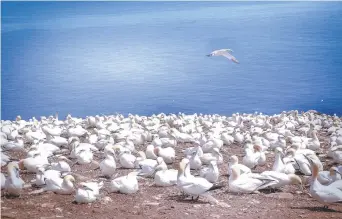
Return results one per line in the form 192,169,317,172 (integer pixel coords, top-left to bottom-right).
2,1,342,120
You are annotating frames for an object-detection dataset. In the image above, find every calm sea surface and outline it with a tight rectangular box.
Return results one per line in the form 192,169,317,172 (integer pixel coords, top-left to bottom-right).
2,1,342,120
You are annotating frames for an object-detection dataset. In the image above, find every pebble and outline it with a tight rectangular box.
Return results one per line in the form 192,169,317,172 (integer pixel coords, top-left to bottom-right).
41,203,55,208
249,200,261,205
143,202,160,206
153,194,163,200
55,208,63,213
101,196,112,204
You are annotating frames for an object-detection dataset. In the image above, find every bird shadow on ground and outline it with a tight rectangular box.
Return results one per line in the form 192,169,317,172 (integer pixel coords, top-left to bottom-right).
290,206,342,213
165,194,209,204
221,173,229,177
1,194,21,199
258,188,283,194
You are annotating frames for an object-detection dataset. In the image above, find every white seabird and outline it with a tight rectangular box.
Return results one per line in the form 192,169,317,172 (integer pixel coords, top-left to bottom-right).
207,49,239,64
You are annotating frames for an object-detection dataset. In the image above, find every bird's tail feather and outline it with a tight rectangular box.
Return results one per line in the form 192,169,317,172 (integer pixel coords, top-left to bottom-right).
208,181,225,191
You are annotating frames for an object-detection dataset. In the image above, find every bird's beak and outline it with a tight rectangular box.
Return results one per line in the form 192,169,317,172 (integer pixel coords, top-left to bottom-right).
84,187,93,191
336,170,342,177
280,152,285,158
206,54,211,57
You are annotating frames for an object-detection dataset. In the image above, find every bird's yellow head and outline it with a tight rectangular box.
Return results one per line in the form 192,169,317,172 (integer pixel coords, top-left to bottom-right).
64,175,76,183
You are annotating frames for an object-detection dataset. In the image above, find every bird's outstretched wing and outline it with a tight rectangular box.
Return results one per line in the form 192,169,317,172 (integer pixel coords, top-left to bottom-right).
222,49,234,53
222,52,239,64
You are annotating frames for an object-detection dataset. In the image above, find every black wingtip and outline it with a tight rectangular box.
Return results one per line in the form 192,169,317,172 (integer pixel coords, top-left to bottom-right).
208,181,226,191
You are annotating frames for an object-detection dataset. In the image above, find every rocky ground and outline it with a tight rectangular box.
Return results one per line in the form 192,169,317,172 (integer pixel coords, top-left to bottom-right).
1,129,342,219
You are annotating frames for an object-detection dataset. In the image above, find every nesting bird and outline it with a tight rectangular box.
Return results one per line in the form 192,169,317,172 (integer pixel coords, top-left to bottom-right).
0,110,340,210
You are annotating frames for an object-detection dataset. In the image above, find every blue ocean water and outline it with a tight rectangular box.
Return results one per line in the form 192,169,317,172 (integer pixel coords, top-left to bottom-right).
1,1,342,120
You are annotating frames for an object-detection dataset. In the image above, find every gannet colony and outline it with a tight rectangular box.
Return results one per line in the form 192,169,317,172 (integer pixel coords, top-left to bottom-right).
1,110,342,210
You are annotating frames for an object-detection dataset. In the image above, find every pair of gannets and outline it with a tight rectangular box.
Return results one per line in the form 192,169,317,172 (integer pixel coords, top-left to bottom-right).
69,138,98,159
46,134,68,147
242,145,266,169
227,155,251,176
151,134,177,148
28,140,60,157
32,166,62,186
317,166,342,185
199,160,219,183
188,145,203,170
228,167,302,193
50,158,72,172
177,158,223,204
2,136,25,151
44,175,76,195
18,152,49,173
144,144,176,164
201,137,223,153
138,157,167,177
307,157,342,208
272,147,296,174
228,166,276,194
283,149,322,176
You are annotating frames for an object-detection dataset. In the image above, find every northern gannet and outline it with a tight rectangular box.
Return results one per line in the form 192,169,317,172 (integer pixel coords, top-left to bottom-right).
201,147,223,165
228,166,277,194
260,171,303,190
79,181,103,197
33,166,61,186
199,160,219,183
145,144,158,160
154,146,175,164
100,147,117,178
50,159,72,173
207,49,239,64
154,169,178,187
76,148,94,165
188,146,202,170
134,151,158,168
117,150,136,169
5,162,24,196
109,172,139,194
18,152,49,173
227,155,251,176
75,184,98,203
317,166,342,185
